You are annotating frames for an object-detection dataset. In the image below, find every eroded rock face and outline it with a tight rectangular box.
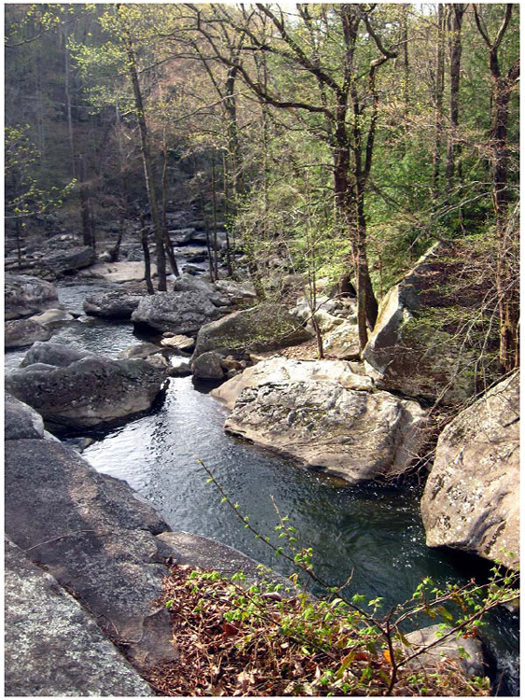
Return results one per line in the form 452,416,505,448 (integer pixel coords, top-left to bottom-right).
363,242,477,404
84,288,146,319
211,357,374,410
5,274,60,320
421,372,519,569
6,355,166,432
5,540,153,696
5,318,51,348
132,290,223,335
224,377,427,484
193,303,311,361
5,438,175,672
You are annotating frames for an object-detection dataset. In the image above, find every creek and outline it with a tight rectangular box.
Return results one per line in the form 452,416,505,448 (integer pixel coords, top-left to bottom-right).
5,281,519,695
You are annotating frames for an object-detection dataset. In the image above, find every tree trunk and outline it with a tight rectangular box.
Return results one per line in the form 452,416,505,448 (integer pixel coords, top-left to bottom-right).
445,5,465,192
161,144,180,278
78,155,93,248
432,4,445,195
120,15,167,291
140,214,155,295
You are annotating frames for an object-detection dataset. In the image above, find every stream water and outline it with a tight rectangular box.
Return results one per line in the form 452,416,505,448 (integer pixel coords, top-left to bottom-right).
5,281,519,694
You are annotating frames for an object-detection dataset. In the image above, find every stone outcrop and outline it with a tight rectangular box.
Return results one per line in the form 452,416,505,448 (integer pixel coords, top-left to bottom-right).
224,374,427,485
5,274,60,320
5,318,51,348
5,540,153,697
421,371,519,569
193,303,311,361
211,357,374,410
84,288,146,319
132,290,224,335
6,353,167,433
363,242,477,404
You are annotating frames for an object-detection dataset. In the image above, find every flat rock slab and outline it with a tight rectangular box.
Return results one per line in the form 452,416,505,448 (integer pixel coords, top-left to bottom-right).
81,261,157,284
5,438,176,671
5,540,153,696
225,379,427,484
421,371,520,569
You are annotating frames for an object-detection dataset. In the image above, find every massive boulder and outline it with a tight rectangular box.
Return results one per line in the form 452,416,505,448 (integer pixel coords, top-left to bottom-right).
5,437,175,673
363,242,478,405
193,303,312,361
6,355,167,432
5,274,60,320
5,540,153,697
84,288,146,319
132,290,224,335
21,340,96,367
5,393,45,440
42,246,97,274
211,357,374,410
5,318,51,348
421,371,519,569
224,376,427,485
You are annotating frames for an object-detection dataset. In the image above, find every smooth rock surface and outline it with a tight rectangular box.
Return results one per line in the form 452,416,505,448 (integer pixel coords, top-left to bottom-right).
84,288,146,319
421,371,519,569
5,438,175,671
5,393,45,440
225,378,427,484
5,274,60,320
21,340,97,367
211,357,374,410
132,290,223,334
5,540,153,696
401,624,484,677
161,334,195,352
5,318,51,348
193,303,311,360
6,356,166,432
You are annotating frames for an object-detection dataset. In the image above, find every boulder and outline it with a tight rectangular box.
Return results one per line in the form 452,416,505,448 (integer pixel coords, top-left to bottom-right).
43,246,97,273
363,242,477,404
21,340,96,368
5,318,51,348
421,371,519,569
5,393,45,440
193,303,312,361
6,356,167,432
5,274,60,320
5,438,176,672
167,358,192,377
224,377,427,484
5,540,153,696
131,290,223,335
81,261,157,284
211,357,374,410
31,308,75,324
192,351,224,380
215,279,257,305
117,342,163,361
172,273,230,306
400,624,484,678
322,321,361,360
84,288,146,319
161,334,195,352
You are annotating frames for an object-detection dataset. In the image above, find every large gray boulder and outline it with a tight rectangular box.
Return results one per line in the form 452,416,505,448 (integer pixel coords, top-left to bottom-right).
6,355,166,432
5,318,51,348
84,288,146,319
5,274,60,320
5,393,45,440
363,242,477,405
224,378,427,485
5,438,175,672
192,350,224,380
43,245,96,273
132,290,223,335
193,303,312,361
211,357,374,410
421,371,519,569
5,540,153,696
21,340,96,367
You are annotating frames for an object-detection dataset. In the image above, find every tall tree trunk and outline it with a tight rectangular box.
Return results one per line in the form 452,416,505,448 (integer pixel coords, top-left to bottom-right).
445,5,466,193
78,154,93,248
432,4,445,195
140,214,155,295
161,142,180,278
119,11,167,291
64,13,75,179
